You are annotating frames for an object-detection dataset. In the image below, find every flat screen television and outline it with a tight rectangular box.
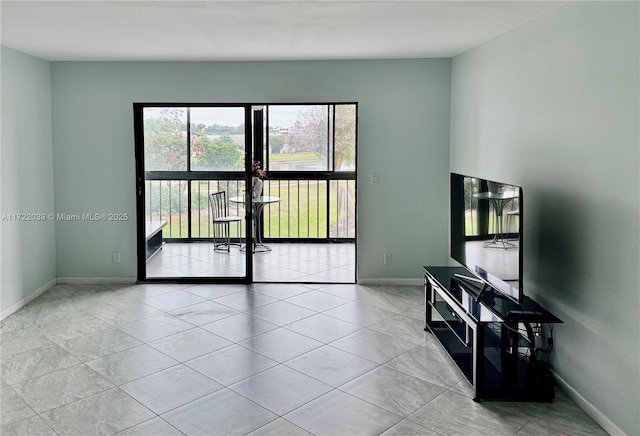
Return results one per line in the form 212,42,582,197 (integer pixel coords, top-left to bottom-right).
450,173,524,303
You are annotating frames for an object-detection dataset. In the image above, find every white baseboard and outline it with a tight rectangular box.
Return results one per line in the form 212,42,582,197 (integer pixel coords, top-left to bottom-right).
358,278,423,286
0,278,57,320
551,369,625,436
56,277,137,284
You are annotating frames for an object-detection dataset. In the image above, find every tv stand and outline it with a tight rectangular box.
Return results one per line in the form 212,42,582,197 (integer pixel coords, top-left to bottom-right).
424,266,562,401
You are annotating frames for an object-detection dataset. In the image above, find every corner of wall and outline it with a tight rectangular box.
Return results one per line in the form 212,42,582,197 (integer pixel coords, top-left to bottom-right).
1,46,57,315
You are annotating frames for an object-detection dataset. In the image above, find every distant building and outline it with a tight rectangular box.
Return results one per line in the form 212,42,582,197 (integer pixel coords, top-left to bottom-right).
269,126,289,135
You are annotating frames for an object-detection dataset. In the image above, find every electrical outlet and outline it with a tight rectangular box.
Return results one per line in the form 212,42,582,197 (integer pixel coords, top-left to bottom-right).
384,253,392,265
112,252,121,264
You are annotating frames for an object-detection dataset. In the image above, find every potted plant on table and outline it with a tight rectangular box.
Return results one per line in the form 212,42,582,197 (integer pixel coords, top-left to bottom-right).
251,161,267,199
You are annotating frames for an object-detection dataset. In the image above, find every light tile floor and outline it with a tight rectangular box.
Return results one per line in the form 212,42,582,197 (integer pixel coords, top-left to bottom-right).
146,242,356,282
0,282,605,436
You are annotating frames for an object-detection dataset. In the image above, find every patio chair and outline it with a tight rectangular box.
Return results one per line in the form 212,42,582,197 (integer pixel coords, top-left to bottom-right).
209,191,241,252
505,198,520,240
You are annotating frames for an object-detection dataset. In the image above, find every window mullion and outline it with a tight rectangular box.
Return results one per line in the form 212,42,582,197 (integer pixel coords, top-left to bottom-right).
186,108,192,238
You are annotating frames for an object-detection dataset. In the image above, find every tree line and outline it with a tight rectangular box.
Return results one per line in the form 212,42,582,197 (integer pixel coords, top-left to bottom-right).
144,106,356,172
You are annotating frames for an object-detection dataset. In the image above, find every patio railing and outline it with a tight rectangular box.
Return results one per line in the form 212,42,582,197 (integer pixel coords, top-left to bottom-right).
145,178,356,241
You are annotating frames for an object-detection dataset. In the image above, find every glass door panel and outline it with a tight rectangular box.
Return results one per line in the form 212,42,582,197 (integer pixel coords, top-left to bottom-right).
143,107,188,171
267,105,329,171
189,107,246,172
136,104,251,282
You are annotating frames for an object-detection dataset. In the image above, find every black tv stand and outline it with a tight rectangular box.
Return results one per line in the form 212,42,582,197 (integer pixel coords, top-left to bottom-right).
424,266,562,401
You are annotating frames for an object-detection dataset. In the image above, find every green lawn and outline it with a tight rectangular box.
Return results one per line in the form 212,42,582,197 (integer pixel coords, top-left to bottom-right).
157,179,355,239
269,152,320,163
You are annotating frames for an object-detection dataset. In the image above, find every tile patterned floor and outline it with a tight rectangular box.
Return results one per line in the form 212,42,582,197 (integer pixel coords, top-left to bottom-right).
146,243,356,282
0,282,606,435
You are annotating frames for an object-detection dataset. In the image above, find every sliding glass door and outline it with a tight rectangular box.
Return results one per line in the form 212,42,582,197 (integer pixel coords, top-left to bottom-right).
134,104,253,282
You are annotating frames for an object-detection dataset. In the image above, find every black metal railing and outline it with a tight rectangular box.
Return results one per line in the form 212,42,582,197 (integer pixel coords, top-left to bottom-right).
145,178,355,241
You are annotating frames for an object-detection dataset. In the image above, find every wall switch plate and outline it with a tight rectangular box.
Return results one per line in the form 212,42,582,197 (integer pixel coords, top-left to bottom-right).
384,253,392,265
112,252,121,263
371,173,379,184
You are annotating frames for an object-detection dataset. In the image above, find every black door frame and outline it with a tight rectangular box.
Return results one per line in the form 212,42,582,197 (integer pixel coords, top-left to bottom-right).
133,101,358,284
133,103,254,284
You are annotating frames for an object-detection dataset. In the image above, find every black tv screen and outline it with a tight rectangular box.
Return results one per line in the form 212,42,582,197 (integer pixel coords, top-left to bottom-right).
450,173,524,303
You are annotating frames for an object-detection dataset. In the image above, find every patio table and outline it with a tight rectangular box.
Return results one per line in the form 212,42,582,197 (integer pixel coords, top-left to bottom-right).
230,196,280,253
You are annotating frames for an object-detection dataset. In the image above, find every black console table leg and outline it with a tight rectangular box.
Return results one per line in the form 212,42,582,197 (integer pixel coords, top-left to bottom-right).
472,325,484,401
424,276,432,330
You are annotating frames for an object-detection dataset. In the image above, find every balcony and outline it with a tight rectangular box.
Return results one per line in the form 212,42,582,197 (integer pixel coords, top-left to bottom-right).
144,177,356,281
145,178,356,241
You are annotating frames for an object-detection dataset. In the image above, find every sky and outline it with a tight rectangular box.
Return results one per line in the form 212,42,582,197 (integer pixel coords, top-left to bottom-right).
144,105,313,129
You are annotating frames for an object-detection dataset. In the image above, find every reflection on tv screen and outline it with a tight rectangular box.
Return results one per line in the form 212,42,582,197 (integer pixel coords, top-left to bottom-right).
450,173,523,303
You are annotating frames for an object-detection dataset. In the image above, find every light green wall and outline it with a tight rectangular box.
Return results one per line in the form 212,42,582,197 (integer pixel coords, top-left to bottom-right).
1,47,56,315
50,59,451,280
450,2,639,434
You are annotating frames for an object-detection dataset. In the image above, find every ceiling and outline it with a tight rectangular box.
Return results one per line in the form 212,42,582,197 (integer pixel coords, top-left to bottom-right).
1,1,565,62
